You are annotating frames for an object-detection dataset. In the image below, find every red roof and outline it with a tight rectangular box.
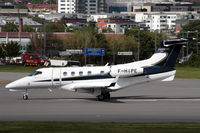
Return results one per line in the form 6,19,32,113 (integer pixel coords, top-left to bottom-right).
26,4,57,10
0,32,32,37
175,26,183,31
0,32,124,39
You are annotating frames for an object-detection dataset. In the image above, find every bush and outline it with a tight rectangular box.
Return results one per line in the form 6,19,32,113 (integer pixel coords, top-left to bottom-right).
185,54,200,67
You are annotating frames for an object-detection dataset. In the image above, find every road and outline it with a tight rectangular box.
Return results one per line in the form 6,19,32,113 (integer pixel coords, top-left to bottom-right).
0,72,200,122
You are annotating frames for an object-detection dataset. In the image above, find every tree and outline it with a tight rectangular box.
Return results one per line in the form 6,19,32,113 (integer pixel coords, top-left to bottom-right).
125,26,166,59
2,23,18,32
5,41,21,58
179,20,200,55
39,22,65,32
23,24,35,32
0,44,6,59
102,28,114,33
32,17,45,24
66,26,79,32
15,5,28,9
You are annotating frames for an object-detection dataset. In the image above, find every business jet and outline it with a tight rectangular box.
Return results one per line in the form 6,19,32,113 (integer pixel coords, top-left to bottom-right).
6,38,188,101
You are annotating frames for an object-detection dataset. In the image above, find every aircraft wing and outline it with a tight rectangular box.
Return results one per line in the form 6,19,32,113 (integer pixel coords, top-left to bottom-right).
60,76,119,91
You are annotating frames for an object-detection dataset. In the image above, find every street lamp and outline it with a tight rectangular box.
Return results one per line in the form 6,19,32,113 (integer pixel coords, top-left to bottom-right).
129,28,140,61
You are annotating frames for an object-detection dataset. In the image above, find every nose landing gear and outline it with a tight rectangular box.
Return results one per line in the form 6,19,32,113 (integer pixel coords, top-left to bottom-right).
23,89,29,100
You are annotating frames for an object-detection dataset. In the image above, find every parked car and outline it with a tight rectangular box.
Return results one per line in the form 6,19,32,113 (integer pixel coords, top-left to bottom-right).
22,54,50,67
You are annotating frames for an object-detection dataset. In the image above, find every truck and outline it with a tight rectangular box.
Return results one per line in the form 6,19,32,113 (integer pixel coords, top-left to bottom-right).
22,53,50,67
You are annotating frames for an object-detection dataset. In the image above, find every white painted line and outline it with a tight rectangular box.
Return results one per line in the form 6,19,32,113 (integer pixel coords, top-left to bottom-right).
119,99,158,102
119,99,200,102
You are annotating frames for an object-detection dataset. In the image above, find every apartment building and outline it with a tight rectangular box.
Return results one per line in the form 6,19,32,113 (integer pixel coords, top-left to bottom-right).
58,0,76,13
145,13,177,32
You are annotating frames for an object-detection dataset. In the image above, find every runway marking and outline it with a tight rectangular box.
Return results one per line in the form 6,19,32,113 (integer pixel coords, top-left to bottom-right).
119,99,158,102
118,99,200,102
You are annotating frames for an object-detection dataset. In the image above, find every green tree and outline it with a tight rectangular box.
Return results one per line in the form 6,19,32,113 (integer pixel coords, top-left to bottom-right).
2,23,18,32
66,26,79,32
5,41,21,58
179,20,200,54
125,26,166,59
0,44,6,59
15,5,28,9
32,17,45,24
23,24,35,32
30,0,43,4
102,28,114,33
39,22,65,32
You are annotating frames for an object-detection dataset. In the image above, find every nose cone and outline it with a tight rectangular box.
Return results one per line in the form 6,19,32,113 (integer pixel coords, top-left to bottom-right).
5,82,15,89
5,77,29,90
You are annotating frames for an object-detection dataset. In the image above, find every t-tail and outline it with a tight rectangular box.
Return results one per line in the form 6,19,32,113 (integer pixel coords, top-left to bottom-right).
156,38,188,68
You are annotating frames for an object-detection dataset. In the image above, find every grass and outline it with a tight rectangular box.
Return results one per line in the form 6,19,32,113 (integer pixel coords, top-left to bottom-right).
0,64,43,73
175,67,200,79
0,65,200,79
1,122,200,133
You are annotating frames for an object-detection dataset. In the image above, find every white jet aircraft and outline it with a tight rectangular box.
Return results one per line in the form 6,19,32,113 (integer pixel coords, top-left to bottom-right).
6,38,188,100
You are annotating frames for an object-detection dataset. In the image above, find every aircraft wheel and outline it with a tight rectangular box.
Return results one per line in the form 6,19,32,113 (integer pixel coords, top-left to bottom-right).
97,95,104,101
23,94,28,100
104,92,110,99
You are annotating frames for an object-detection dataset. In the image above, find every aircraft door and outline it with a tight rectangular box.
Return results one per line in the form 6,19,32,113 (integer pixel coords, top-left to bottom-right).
52,68,61,87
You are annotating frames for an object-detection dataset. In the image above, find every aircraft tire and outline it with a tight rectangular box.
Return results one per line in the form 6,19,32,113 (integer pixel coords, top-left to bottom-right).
23,94,28,100
97,95,104,101
104,93,110,99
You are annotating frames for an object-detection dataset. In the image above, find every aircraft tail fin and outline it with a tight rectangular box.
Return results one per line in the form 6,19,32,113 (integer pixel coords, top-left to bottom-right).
156,38,188,67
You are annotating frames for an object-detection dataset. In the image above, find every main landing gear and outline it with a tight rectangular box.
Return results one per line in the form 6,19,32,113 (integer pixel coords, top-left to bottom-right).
97,92,110,101
23,89,29,100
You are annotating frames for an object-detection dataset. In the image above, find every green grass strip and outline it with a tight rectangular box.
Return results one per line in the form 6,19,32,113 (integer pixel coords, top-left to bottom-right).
175,67,200,79
1,122,200,133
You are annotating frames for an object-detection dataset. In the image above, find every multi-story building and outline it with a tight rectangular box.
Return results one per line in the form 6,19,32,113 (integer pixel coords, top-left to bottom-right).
75,0,107,14
58,0,76,13
98,0,107,13
86,0,98,14
97,17,138,33
106,0,166,13
145,13,177,32
76,0,98,14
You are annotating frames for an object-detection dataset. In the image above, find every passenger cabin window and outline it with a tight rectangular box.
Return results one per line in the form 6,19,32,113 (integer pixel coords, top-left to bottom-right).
79,71,83,76
100,71,104,75
88,71,92,75
71,72,75,76
63,72,67,76
28,71,42,76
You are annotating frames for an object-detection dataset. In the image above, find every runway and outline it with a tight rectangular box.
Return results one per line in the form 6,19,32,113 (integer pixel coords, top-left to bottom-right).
0,72,200,122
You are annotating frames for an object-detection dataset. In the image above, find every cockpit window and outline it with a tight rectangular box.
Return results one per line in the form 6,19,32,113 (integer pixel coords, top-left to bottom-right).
28,71,42,76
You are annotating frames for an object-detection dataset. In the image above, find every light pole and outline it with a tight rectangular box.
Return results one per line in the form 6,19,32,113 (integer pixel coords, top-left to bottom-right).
130,28,140,61
155,30,157,52
84,32,87,66
136,29,141,61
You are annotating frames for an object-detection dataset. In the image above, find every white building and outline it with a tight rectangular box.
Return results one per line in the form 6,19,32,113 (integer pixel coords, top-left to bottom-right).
58,0,76,14
86,0,98,14
145,13,177,32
